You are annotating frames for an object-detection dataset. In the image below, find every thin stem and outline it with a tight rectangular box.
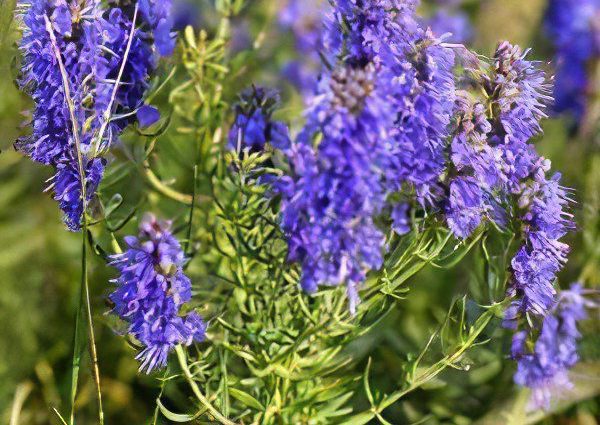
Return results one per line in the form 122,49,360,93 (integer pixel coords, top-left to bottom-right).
44,15,104,425
376,309,495,413
152,370,169,425
82,222,104,425
185,165,199,255
93,3,139,155
143,161,211,205
175,346,237,425
43,16,86,201
68,276,84,425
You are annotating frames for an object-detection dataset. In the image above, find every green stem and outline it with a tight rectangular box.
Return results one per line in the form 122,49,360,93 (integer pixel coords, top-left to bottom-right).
44,15,103,424
185,165,198,255
69,274,84,425
348,308,496,423
82,222,104,425
152,370,169,425
379,309,494,411
175,346,237,425
143,161,211,205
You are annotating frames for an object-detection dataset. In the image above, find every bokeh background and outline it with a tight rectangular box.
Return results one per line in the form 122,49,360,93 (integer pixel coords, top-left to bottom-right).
0,0,599,423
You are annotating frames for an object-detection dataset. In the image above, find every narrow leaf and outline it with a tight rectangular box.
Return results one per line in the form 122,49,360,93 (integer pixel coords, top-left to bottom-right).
228,388,264,410
156,399,204,422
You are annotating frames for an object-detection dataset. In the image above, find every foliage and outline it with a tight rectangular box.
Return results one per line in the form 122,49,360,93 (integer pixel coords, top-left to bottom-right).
0,1,599,424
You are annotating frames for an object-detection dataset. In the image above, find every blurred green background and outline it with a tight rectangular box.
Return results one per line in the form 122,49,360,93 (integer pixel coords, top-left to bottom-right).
0,0,598,424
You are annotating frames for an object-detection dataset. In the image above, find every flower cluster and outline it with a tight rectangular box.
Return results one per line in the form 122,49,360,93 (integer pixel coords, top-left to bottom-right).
228,87,291,152
447,44,550,222
489,42,553,188
480,43,574,323
278,64,391,313
279,5,579,401
16,0,169,230
230,2,581,406
506,173,574,317
110,214,206,373
443,43,572,320
16,0,101,229
384,32,456,205
278,0,457,311
139,0,176,56
445,42,577,406
545,0,600,120
511,284,592,409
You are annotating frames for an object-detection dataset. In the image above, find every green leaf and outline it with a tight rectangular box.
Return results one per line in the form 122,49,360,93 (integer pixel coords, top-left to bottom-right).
228,388,264,411
363,358,375,407
103,193,123,219
344,411,377,425
156,398,204,422
68,235,88,425
316,392,354,419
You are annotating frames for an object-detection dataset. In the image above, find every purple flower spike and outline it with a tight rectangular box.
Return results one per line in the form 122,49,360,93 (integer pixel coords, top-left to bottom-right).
278,0,458,312
511,284,594,410
545,0,600,120
110,214,206,373
15,0,162,230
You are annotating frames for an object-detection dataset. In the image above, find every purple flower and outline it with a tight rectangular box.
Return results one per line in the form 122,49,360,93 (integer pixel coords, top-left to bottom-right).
492,42,552,141
545,0,600,120
488,42,553,192
228,87,291,152
278,1,459,311
437,43,574,356
16,0,80,166
139,0,176,56
445,176,484,239
511,284,592,410
506,173,574,318
279,64,392,313
110,214,206,373
16,0,104,229
137,105,161,128
448,45,580,391
15,0,160,230
385,33,457,204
